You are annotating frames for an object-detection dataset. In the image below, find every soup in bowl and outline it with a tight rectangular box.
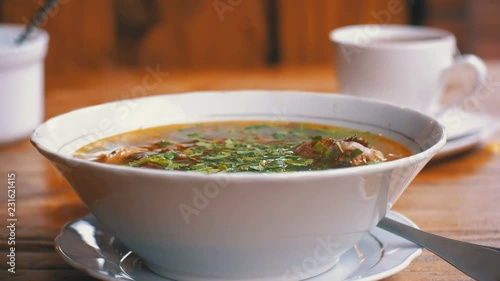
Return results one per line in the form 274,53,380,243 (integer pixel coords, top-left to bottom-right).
31,91,445,281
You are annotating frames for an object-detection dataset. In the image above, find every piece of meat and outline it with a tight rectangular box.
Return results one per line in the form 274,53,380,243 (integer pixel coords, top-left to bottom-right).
293,136,385,167
95,146,150,164
95,143,189,165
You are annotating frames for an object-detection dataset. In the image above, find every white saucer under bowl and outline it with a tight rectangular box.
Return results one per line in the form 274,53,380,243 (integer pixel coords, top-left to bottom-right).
55,211,422,281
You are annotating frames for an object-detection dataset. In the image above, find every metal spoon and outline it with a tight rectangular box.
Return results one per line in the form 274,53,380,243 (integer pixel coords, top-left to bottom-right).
14,0,60,46
378,217,500,281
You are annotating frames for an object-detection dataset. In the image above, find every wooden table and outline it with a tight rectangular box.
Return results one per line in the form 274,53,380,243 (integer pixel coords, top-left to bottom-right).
1,63,499,281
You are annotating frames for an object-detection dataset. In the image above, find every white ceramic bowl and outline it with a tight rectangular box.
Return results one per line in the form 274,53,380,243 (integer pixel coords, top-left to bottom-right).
32,91,445,281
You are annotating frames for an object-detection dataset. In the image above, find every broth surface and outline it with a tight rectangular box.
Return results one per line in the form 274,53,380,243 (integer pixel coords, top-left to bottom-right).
75,121,411,173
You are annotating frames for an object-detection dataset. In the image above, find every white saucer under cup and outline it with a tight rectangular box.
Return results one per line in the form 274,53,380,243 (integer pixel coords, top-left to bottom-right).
330,24,487,116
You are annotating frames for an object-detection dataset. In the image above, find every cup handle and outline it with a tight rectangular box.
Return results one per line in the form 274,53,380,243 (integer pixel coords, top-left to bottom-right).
434,54,488,117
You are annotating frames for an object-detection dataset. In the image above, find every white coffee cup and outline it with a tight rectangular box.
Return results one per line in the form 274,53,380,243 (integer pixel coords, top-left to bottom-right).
330,24,487,115
0,24,49,145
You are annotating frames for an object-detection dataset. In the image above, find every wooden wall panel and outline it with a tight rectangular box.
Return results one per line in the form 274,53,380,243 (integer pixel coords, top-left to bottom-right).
80,0,116,69
1,0,116,72
1,0,269,71
425,0,500,58
136,0,269,69
277,0,409,66
1,0,411,72
468,0,500,58
426,0,467,51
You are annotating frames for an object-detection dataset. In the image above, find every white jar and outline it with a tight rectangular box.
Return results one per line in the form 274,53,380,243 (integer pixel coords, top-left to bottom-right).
0,24,49,145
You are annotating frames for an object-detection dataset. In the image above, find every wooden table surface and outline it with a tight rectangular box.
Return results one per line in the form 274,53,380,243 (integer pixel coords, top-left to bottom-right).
1,63,499,281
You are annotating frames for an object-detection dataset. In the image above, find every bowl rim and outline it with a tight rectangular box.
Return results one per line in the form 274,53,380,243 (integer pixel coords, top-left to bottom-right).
31,90,447,180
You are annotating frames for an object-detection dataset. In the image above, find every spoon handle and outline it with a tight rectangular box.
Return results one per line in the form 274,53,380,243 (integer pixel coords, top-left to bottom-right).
378,217,500,281
15,0,60,45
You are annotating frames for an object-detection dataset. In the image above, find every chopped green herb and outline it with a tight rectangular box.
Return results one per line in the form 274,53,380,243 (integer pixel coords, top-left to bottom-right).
335,141,344,153
163,152,179,160
313,141,330,157
245,124,269,130
188,132,202,139
272,131,289,139
350,148,364,158
195,141,212,148
128,155,172,168
224,139,235,148
157,140,172,147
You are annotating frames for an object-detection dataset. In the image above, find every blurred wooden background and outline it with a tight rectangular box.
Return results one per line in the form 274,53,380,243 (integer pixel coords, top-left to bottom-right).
0,0,411,73
1,0,498,74
425,0,500,59
0,0,500,73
